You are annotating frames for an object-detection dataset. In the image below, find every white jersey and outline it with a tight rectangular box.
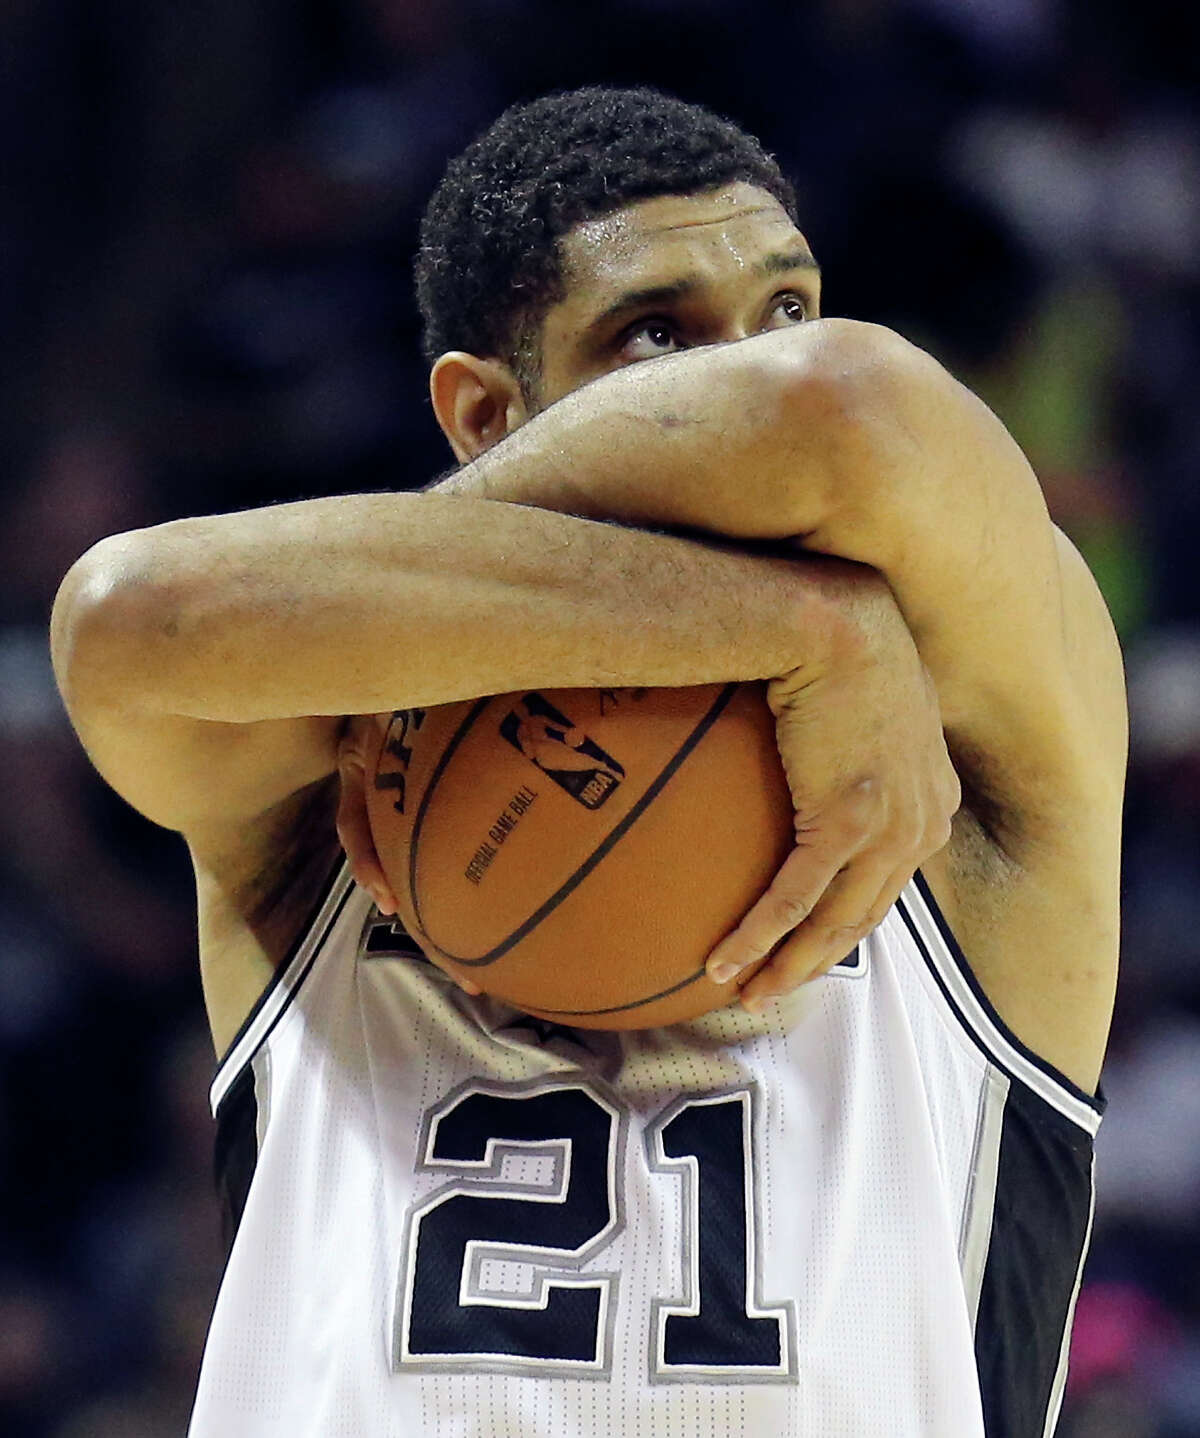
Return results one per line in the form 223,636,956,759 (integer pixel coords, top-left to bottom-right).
192,866,1101,1438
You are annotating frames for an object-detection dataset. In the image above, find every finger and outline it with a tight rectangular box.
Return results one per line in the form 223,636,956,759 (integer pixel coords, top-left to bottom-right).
737,858,914,1010
736,858,882,999
705,838,849,985
705,773,893,987
429,956,484,996
335,747,399,915
446,966,484,997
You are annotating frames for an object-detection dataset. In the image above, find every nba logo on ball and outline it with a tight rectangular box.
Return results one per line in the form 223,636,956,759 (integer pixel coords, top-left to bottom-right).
499,693,625,810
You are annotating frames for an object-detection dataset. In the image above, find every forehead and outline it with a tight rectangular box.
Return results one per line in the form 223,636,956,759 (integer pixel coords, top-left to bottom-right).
558,182,809,298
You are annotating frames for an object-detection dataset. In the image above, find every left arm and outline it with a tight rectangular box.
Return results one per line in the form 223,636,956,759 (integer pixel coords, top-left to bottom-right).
445,320,1122,820
436,319,1125,1090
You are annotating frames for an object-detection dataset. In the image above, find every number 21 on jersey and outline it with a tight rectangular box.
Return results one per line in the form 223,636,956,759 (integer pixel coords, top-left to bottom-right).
394,1079,797,1383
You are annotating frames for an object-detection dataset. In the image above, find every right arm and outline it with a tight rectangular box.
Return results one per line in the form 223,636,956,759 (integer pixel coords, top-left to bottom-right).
50,492,901,834
52,492,955,1049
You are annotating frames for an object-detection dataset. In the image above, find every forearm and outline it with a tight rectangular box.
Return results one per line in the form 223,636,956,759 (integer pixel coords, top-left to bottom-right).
434,319,1063,740
53,491,881,726
435,319,1051,608
432,323,846,539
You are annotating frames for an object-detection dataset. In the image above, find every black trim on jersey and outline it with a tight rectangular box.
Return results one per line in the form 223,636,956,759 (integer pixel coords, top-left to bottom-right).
830,943,863,975
902,873,1105,1117
210,864,359,1253
211,860,352,1091
975,1081,1095,1437
214,1063,259,1254
363,914,427,958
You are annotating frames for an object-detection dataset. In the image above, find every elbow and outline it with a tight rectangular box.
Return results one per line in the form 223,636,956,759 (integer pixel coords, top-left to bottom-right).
725,321,910,537
51,530,178,715
768,319,937,502
772,318,920,420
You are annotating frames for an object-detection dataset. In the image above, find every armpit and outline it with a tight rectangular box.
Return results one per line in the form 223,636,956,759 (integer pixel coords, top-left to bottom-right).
243,773,343,936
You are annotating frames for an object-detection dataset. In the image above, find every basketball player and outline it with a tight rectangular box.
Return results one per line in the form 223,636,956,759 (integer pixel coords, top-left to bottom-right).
51,89,1124,1435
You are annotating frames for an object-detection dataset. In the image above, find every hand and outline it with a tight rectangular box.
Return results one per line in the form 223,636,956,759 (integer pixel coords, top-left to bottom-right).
706,567,960,1011
335,714,400,916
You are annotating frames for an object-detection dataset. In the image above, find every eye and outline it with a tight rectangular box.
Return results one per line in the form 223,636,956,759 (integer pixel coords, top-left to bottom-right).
618,319,682,362
764,293,810,330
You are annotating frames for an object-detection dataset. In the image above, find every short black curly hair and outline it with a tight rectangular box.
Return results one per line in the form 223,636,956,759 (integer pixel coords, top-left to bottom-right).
415,86,798,396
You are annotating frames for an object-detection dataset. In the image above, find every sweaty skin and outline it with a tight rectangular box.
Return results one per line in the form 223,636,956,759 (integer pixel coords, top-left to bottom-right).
52,183,1121,1098
424,183,1124,1091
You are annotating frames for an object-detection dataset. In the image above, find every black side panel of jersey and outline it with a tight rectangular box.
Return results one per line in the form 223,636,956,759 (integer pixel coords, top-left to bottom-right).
213,1064,259,1256
976,1080,1094,1437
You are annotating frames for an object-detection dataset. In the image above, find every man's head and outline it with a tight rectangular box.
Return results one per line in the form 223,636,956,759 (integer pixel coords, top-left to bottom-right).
416,87,819,455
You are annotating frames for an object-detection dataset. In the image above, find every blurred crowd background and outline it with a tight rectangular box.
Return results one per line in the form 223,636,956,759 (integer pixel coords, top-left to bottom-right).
1,0,1197,1432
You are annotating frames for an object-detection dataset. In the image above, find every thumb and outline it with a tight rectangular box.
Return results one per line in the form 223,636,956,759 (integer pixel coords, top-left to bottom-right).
336,734,398,915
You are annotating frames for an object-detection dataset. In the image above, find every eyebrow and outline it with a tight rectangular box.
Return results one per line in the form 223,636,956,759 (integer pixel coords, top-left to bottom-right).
585,249,821,331
757,248,821,278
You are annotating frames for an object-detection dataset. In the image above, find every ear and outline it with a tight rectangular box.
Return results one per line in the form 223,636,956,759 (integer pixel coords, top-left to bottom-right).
430,352,529,462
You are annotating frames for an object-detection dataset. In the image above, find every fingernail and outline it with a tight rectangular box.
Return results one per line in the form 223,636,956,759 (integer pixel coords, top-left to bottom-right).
708,961,741,984
742,993,767,1014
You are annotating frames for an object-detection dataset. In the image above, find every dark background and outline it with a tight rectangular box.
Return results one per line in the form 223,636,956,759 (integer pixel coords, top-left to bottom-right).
2,0,1198,1432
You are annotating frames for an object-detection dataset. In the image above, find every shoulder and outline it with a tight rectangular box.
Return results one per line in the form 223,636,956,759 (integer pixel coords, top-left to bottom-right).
773,325,1127,1094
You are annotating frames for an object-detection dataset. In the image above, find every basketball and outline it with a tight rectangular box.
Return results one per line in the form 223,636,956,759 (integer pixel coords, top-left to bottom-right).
364,682,794,1028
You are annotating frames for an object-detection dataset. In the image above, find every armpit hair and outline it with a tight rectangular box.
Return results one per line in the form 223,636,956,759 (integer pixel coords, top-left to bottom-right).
243,773,343,932
945,736,1026,880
